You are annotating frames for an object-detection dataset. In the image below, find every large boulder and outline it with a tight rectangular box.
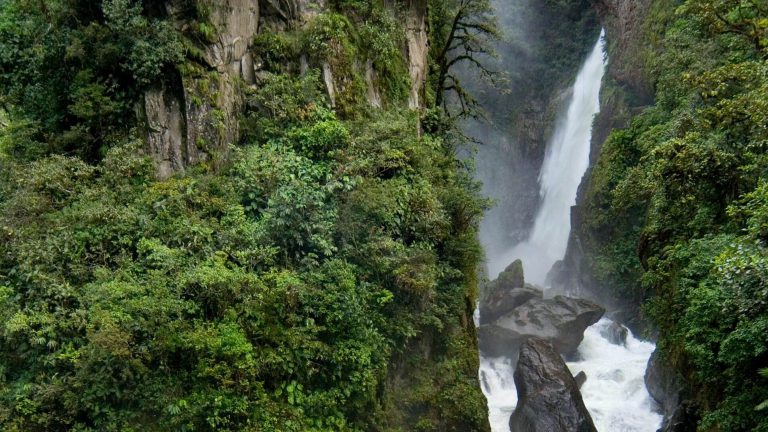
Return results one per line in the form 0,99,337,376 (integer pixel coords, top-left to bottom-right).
601,321,629,346
574,371,587,389
509,338,597,432
645,349,697,432
478,295,605,359
480,260,542,324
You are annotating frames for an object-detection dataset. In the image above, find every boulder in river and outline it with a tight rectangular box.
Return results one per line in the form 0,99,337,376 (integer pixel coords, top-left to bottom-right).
600,321,629,346
509,337,597,432
574,370,587,389
478,294,605,359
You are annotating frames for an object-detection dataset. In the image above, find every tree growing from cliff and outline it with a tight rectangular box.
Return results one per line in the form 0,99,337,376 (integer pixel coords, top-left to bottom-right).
429,0,500,118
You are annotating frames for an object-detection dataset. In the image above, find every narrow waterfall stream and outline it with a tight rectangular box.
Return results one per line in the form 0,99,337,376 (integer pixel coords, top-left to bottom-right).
478,32,663,431
487,32,605,286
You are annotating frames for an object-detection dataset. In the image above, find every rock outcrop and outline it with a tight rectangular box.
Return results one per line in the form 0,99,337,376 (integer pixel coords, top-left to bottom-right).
509,338,597,432
143,0,429,179
144,0,260,179
405,0,427,109
592,0,654,105
480,260,542,324
645,349,696,432
574,370,587,389
601,321,629,346
478,291,604,360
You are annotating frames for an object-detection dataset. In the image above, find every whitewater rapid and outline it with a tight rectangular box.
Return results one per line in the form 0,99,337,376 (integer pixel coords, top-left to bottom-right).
567,320,663,431
478,30,662,432
480,319,662,432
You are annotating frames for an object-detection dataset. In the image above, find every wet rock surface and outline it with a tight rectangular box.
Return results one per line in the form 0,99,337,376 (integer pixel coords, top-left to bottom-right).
574,370,587,389
645,349,697,432
601,321,629,346
478,291,605,359
480,260,542,324
509,338,597,432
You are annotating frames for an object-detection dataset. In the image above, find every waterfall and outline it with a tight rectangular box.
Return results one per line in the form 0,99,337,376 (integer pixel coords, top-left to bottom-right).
487,30,606,285
478,31,662,432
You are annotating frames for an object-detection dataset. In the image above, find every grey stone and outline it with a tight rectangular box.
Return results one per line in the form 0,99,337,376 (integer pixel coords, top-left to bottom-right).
645,349,696,432
574,370,587,389
479,259,539,324
601,321,629,346
478,295,605,360
509,338,597,432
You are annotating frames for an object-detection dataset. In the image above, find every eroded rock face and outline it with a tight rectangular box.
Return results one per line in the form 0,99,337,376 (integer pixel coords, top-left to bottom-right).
201,0,260,79
144,0,429,178
592,0,653,104
145,0,260,179
143,82,189,180
509,338,597,432
478,294,605,359
480,260,543,324
405,0,427,109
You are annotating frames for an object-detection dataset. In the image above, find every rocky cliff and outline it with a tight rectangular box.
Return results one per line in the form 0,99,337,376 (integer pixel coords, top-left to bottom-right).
142,0,429,179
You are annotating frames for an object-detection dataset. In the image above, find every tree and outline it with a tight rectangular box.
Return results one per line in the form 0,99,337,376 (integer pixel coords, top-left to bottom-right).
429,0,500,118
683,0,768,54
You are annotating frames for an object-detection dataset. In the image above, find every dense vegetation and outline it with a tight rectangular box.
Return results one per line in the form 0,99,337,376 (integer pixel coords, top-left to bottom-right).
0,0,491,430
579,0,768,429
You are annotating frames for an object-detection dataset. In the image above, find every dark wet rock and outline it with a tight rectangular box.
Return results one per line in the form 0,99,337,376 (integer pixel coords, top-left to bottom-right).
509,338,597,432
574,371,587,389
478,295,605,359
601,321,629,346
497,259,526,288
480,260,542,324
645,349,697,432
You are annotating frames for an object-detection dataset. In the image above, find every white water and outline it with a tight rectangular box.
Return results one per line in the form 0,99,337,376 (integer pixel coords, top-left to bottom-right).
567,319,663,431
487,30,606,285
479,31,662,432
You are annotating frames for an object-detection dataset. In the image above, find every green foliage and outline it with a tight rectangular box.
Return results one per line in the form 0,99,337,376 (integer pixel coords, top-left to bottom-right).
102,0,184,85
0,1,489,429
0,0,184,160
252,32,303,73
0,101,488,431
579,0,768,429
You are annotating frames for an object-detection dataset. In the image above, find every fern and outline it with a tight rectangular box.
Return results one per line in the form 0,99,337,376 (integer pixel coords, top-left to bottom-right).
758,368,768,411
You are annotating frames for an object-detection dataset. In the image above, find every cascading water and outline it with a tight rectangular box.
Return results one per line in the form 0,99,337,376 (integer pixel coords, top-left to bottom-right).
567,319,662,431
478,31,662,431
487,31,606,285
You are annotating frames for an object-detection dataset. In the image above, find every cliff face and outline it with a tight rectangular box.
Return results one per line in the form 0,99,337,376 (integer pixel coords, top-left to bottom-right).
140,1,487,430
143,0,259,179
143,0,429,179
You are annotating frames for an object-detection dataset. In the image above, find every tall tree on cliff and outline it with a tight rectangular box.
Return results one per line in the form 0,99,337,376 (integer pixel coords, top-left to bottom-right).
429,0,500,118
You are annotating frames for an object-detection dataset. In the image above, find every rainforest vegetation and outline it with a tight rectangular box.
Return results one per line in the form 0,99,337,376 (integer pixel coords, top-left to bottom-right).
0,0,495,430
579,1,768,430
3,0,768,431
